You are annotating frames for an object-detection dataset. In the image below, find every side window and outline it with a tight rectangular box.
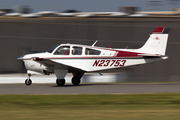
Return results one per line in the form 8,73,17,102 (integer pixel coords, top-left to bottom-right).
72,46,82,55
54,46,70,55
85,48,101,55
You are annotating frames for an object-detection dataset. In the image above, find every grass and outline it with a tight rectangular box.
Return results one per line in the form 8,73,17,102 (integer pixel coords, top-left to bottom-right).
0,94,180,120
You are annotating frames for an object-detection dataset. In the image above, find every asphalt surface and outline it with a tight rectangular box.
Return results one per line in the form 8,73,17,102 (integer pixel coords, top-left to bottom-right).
0,83,180,94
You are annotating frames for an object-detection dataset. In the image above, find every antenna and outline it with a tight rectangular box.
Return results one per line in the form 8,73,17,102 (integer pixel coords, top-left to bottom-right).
92,40,98,47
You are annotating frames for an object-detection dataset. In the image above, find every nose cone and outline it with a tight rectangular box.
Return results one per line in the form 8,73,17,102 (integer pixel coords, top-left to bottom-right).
17,56,24,60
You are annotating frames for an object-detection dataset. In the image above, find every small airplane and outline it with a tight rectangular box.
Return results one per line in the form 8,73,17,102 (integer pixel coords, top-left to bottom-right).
17,27,170,86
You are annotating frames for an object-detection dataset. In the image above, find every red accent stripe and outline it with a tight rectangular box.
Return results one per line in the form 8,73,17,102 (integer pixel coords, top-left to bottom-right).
23,56,143,60
115,51,139,57
153,27,164,33
34,58,44,60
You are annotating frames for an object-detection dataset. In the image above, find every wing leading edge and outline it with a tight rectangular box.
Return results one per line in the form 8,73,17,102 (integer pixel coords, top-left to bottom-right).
32,57,87,72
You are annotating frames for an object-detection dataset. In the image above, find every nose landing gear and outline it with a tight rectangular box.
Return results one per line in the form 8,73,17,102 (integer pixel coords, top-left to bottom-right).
25,74,32,85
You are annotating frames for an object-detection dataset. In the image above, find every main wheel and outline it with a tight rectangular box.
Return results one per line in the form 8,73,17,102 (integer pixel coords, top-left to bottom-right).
72,76,80,85
25,79,32,86
56,79,65,86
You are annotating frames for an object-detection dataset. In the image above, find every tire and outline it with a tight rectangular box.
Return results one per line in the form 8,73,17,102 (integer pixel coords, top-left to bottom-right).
72,76,80,85
56,79,65,86
25,79,32,86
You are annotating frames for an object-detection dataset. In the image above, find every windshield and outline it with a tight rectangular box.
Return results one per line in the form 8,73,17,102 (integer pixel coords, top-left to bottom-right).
54,46,70,55
47,45,59,53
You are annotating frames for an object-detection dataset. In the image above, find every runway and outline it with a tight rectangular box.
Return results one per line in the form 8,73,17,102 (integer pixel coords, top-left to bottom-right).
0,83,180,94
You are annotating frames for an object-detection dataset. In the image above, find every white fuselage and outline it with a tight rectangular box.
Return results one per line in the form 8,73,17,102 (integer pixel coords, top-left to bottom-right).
20,44,167,75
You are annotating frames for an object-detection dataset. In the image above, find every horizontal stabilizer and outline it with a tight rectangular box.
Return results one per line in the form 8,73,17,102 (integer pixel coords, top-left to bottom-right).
138,54,161,57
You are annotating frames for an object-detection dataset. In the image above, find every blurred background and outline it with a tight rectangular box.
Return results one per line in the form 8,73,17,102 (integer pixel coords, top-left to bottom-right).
0,0,180,83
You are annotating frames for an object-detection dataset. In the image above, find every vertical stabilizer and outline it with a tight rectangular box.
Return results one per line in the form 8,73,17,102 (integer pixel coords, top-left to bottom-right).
137,27,170,56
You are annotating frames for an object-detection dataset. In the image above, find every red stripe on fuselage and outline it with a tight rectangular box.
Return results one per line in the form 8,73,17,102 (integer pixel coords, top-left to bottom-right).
114,50,140,57
85,46,142,57
23,56,143,60
23,54,143,60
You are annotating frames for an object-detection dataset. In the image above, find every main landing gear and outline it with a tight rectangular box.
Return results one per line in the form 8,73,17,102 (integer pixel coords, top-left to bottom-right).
56,79,65,86
71,72,84,86
25,74,32,86
56,76,81,86
72,76,80,85
56,72,84,86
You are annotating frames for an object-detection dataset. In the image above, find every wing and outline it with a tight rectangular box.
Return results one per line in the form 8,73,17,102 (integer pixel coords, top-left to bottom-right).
32,57,56,68
32,57,86,72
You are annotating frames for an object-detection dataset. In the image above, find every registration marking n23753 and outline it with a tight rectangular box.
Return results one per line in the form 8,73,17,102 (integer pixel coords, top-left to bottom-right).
93,60,126,67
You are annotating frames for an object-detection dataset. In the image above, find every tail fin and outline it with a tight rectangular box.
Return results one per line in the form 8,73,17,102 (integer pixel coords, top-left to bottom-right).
137,27,170,56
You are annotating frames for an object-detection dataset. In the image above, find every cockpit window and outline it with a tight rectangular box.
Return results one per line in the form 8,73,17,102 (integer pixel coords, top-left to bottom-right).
72,46,82,55
85,48,101,55
54,46,70,55
47,45,59,53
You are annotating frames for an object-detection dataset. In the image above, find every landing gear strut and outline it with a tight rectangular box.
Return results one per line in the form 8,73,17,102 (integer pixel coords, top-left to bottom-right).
25,74,32,86
56,79,65,86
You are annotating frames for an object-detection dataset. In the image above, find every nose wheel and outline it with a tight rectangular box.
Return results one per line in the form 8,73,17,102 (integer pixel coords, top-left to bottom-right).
25,74,32,86
25,79,32,85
